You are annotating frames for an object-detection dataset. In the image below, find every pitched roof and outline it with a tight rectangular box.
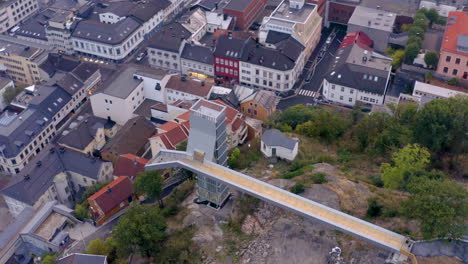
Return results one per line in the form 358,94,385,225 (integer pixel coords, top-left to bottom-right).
151,117,190,150
1,146,107,205
166,75,213,97
57,253,107,264
324,43,392,95
72,17,141,45
102,116,156,156
181,44,214,65
88,176,133,214
242,90,279,111
100,66,143,99
262,129,297,150
339,31,373,50
147,23,191,53
213,35,255,59
242,40,304,71
58,115,108,150
114,154,148,179
442,11,468,55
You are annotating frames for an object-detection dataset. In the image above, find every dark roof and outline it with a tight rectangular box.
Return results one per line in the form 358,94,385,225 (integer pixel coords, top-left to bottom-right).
129,0,171,23
147,23,191,53
210,88,240,108
57,116,107,150
241,39,304,71
213,35,254,59
102,116,156,157
324,44,391,95
181,44,213,65
56,73,84,95
39,54,81,78
166,75,213,97
71,62,99,82
88,176,133,214
265,30,290,45
1,146,107,205
0,76,12,88
57,253,107,264
0,86,71,158
72,17,141,45
194,0,220,10
224,0,254,12
133,98,160,119
262,129,297,150
100,1,134,17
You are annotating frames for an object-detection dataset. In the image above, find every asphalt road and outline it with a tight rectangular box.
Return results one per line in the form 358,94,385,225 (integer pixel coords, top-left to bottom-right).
278,27,346,111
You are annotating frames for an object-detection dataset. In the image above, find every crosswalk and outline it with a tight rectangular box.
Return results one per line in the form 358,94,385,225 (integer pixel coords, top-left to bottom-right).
298,89,318,97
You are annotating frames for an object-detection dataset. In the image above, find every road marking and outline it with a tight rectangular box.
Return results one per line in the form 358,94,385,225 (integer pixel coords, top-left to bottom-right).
298,90,317,97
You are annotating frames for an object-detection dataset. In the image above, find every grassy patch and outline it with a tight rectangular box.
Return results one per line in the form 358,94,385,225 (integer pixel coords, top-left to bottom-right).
290,182,305,194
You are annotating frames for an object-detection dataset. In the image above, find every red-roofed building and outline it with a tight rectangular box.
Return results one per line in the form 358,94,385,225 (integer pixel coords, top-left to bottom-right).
339,31,373,50
149,99,248,156
436,11,468,80
88,176,135,225
114,154,148,181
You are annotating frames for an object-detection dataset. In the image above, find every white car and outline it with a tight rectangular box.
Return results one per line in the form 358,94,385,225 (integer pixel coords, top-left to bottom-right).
326,37,332,45
136,52,146,62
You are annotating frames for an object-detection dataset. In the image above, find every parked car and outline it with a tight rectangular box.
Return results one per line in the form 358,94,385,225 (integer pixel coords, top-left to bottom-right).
326,37,332,45
136,52,146,62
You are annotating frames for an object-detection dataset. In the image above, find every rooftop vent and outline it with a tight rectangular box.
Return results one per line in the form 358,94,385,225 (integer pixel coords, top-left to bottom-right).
107,187,112,193
36,161,42,167
49,148,55,154
24,174,30,181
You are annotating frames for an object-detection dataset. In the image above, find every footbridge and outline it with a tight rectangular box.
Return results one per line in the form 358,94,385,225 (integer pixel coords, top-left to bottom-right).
146,150,417,262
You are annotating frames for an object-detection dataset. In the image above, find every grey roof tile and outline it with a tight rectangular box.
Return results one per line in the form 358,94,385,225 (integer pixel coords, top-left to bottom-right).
262,129,297,150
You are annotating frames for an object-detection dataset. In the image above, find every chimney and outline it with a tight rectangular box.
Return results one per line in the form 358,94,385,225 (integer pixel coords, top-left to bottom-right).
181,75,186,81
368,20,371,26
36,161,42,167
223,14,228,20
215,3,218,9
24,174,30,181
107,187,112,193
49,148,55,154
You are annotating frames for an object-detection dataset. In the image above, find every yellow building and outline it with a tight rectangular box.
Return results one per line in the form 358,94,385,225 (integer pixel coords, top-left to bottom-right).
0,38,47,85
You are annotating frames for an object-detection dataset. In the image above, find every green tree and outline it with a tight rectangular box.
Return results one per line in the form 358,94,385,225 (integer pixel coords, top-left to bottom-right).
425,8,439,24
84,238,112,256
424,50,439,68
175,140,187,151
80,181,111,203
278,104,314,129
228,148,241,169
134,170,164,207
390,49,405,69
405,42,421,63
367,198,383,218
278,123,292,133
408,25,425,38
401,24,412,32
42,254,56,264
74,203,89,220
113,204,166,258
295,109,349,143
413,96,468,155
404,178,468,239
407,35,423,46
2,86,25,105
381,144,431,190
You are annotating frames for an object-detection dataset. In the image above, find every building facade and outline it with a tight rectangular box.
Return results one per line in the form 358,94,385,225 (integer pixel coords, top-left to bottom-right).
0,39,47,85
0,0,39,33
180,43,214,79
436,11,468,80
223,0,266,29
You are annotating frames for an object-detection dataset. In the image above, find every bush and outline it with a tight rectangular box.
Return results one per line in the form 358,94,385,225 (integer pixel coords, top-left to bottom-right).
74,202,89,220
310,173,327,184
371,176,384,188
366,198,383,218
2,86,25,105
338,148,351,163
290,182,305,194
424,50,439,68
447,78,458,85
282,164,314,179
316,154,336,164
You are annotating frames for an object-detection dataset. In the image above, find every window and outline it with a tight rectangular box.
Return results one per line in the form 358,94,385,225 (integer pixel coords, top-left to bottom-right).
255,69,259,75
105,99,108,103
443,67,448,73
340,96,343,100
331,93,334,98
350,89,354,94
455,58,461,64
341,87,344,92
253,110,257,116
446,56,451,62
452,69,458,75
11,159,16,165
331,85,335,90
349,98,352,102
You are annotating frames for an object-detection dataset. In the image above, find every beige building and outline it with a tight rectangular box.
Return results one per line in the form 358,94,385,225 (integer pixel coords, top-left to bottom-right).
0,38,47,85
0,0,39,33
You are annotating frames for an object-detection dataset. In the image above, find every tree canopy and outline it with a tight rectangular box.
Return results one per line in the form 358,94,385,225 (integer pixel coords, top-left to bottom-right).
381,144,431,189
112,204,166,258
404,178,467,239
134,170,164,207
424,50,439,68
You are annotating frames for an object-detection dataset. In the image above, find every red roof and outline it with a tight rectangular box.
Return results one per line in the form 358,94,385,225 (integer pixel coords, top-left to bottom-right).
176,111,191,122
212,99,238,124
231,116,245,132
158,121,181,133
441,11,468,55
339,31,373,50
88,176,133,214
114,154,148,179
151,120,189,149
166,75,213,97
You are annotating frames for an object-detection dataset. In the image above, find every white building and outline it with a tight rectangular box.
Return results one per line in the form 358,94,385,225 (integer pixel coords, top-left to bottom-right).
147,23,191,72
261,129,298,161
259,0,322,61
90,66,167,125
180,43,214,79
412,80,467,100
322,38,392,107
0,0,39,34
239,38,305,94
164,75,214,104
72,17,144,63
